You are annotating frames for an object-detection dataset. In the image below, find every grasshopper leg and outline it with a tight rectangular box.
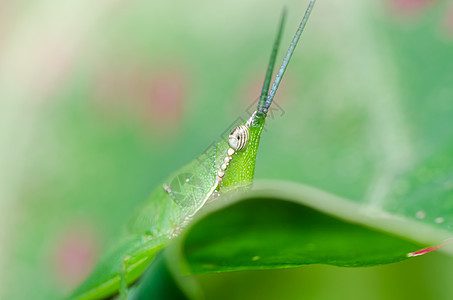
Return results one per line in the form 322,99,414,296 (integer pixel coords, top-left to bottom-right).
119,255,131,300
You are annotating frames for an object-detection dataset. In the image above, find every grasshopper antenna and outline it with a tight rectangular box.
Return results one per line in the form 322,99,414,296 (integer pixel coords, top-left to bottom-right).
256,9,287,118
258,0,316,114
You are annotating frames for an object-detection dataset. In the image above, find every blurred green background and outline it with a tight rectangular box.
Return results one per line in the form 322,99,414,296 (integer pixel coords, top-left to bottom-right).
1,0,452,299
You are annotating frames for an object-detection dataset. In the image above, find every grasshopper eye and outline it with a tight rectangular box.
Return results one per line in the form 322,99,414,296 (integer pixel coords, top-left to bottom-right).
229,125,249,151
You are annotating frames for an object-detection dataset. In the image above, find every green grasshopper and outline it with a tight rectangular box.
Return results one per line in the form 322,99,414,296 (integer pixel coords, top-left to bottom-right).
70,1,316,299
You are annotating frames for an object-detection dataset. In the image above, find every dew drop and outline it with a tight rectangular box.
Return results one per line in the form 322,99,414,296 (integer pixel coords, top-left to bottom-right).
416,210,426,219
435,217,444,224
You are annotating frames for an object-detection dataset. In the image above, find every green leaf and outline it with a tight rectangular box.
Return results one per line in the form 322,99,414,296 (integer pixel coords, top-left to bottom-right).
185,181,452,269
133,181,452,298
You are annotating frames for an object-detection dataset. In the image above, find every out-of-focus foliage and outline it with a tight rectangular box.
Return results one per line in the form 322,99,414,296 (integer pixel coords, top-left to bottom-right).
1,0,452,299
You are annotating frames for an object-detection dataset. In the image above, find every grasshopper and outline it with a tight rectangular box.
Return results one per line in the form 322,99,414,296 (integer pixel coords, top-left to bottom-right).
70,1,316,298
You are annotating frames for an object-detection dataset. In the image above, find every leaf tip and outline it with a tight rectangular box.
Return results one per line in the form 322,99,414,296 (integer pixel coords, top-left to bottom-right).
407,239,452,257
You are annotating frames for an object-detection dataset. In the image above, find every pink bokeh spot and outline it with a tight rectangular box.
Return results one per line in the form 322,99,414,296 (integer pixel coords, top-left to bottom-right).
94,63,188,138
147,69,186,126
389,0,434,14
52,226,100,288
444,6,453,35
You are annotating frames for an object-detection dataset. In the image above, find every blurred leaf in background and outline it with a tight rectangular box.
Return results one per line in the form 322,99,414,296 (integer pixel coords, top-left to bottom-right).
0,0,452,299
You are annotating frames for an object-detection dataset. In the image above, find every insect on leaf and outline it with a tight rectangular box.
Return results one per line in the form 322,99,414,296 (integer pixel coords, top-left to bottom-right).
69,1,316,299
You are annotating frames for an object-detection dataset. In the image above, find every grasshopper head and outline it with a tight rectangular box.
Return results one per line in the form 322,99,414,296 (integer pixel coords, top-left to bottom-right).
219,1,315,192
